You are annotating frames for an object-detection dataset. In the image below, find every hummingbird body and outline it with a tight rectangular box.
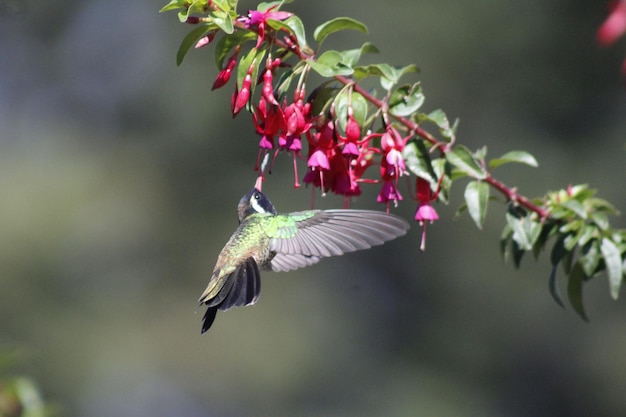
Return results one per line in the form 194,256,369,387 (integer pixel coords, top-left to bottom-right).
199,188,410,332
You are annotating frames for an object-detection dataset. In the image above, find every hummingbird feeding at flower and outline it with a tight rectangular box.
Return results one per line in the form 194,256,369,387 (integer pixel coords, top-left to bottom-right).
199,187,410,332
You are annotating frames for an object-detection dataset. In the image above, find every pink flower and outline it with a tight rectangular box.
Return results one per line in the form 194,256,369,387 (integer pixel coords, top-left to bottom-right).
597,1,626,46
414,177,441,251
377,180,403,205
240,6,294,49
414,202,439,223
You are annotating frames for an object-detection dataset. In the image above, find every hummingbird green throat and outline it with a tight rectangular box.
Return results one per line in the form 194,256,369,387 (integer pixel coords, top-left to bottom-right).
199,188,410,332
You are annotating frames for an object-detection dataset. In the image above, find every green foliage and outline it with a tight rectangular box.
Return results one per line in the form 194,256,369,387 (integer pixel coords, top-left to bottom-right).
162,0,626,319
313,17,368,46
464,181,489,230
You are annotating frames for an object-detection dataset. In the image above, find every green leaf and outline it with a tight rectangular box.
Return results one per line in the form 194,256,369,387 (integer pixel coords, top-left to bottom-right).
532,222,556,260
257,1,285,12
307,50,354,77
313,17,368,46
550,234,569,266
561,199,587,220
580,240,601,277
577,225,597,247
237,47,266,92
284,15,307,49
464,181,489,230
506,213,542,251
549,263,565,308
500,224,513,260
403,141,438,184
379,64,420,90
420,109,457,141
445,146,486,179
489,151,538,169
568,262,589,320
590,211,609,230
512,239,525,268
214,31,257,68
176,25,215,66
585,197,619,215
210,9,234,34
334,91,368,133
177,0,208,22
267,15,309,50
340,42,379,67
389,84,424,117
160,0,187,12
600,238,623,299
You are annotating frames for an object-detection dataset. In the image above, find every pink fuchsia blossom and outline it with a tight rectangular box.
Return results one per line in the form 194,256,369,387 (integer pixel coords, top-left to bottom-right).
377,179,403,209
414,176,440,251
414,202,439,223
380,127,408,178
240,6,294,49
597,0,626,46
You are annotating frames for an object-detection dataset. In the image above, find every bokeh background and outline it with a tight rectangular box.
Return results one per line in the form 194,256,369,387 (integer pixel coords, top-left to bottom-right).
2,0,626,416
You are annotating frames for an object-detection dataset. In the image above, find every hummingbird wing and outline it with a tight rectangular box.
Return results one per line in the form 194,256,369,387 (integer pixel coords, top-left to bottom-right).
200,257,261,333
268,210,409,271
270,252,323,272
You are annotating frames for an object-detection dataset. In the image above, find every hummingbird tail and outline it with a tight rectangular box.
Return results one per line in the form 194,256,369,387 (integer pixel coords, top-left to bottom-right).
200,257,262,333
201,306,218,333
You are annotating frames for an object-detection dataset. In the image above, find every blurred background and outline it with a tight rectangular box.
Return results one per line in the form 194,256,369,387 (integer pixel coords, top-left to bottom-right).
1,0,626,416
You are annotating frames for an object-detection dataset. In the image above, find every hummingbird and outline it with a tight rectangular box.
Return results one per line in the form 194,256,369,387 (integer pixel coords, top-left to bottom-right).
199,187,410,332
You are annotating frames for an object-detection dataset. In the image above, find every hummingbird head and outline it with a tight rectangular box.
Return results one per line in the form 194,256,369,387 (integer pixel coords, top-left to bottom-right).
237,188,277,222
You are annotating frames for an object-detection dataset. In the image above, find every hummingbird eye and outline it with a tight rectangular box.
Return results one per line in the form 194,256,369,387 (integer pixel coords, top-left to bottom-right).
250,192,266,214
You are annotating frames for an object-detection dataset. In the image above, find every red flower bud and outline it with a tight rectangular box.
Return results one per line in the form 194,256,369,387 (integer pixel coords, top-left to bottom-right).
345,115,361,143
212,54,237,90
262,69,278,106
232,66,254,115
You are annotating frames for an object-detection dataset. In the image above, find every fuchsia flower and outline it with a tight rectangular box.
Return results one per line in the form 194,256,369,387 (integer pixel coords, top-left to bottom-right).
414,176,441,251
240,6,294,49
340,115,361,157
252,98,284,170
377,180,403,206
380,127,407,178
597,0,626,46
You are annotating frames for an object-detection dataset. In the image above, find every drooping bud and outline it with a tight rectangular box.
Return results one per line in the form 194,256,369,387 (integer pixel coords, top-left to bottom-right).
232,65,254,115
212,54,238,90
261,69,278,106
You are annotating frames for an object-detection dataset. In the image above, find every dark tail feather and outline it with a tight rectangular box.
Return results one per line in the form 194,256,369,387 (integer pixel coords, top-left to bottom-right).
200,258,262,333
201,306,218,334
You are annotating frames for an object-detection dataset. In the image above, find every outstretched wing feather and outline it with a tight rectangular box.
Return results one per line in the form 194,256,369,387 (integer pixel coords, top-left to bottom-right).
270,253,322,272
269,210,409,259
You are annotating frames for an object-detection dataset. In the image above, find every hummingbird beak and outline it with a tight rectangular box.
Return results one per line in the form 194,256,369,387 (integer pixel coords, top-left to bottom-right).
254,175,264,191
